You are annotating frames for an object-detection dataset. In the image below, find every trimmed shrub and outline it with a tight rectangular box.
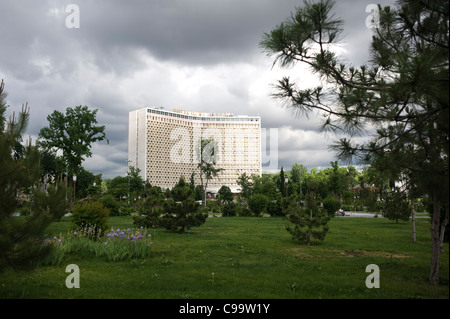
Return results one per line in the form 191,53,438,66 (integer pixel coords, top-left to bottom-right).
71,201,110,239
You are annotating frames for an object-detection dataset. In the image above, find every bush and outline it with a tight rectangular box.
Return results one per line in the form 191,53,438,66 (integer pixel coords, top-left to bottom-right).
102,194,120,216
238,206,252,216
118,206,134,216
71,201,110,239
266,200,283,216
248,194,269,217
222,202,237,217
342,204,352,211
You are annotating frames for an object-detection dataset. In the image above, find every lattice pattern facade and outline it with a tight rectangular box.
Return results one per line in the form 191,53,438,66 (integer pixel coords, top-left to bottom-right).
128,107,261,191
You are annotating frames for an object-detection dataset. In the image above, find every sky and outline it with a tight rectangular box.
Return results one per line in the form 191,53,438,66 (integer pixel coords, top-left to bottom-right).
0,0,396,179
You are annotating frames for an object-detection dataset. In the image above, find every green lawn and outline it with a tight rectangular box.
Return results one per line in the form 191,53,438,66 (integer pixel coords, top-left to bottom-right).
0,216,448,299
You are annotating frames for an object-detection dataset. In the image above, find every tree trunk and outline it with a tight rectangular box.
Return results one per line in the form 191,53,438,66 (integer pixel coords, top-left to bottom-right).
199,171,205,206
306,209,312,246
204,177,210,207
68,177,74,211
439,204,448,254
429,194,441,285
411,198,416,243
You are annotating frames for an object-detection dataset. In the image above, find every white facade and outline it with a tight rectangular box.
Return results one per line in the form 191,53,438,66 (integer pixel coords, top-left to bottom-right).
128,107,261,190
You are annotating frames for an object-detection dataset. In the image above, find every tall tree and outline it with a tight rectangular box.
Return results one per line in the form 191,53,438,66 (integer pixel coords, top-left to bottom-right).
0,79,52,270
40,149,65,186
38,105,108,208
261,0,448,285
278,167,286,197
127,166,145,202
236,172,253,201
290,163,308,199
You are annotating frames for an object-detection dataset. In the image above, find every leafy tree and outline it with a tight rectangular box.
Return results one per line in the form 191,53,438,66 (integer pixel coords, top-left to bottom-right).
0,79,53,270
289,163,308,199
260,174,282,200
38,105,108,208
74,166,95,199
236,172,253,201
107,176,129,199
217,185,234,203
127,166,145,202
40,149,66,185
322,195,341,217
261,0,448,284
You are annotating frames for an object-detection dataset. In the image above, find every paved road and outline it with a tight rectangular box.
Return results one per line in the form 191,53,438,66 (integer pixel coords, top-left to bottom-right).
337,212,429,218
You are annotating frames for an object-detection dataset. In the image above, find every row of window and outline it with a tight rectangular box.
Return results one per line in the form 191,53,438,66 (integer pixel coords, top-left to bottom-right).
147,108,260,122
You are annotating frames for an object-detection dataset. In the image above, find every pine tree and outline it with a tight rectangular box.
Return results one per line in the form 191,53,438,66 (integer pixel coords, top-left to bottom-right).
285,177,330,245
261,0,448,285
382,190,410,224
278,167,286,197
160,177,207,233
0,79,52,271
134,186,165,228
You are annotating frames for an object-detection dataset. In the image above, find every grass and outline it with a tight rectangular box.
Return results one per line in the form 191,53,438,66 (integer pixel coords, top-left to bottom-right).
0,216,448,299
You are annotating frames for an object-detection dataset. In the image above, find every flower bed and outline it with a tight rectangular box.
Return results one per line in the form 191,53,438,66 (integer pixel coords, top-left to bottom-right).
42,225,153,265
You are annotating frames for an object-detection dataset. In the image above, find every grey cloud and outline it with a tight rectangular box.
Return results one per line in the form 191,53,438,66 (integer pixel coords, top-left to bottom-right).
1,0,396,179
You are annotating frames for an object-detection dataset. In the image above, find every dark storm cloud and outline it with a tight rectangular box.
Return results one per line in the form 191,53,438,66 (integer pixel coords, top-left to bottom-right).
1,0,395,80
78,0,298,66
1,0,396,178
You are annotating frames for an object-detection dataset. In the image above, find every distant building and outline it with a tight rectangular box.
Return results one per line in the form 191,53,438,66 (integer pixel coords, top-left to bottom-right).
128,107,261,192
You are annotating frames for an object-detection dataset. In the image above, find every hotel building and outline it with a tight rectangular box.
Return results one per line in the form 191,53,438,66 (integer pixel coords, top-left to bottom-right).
128,107,261,192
